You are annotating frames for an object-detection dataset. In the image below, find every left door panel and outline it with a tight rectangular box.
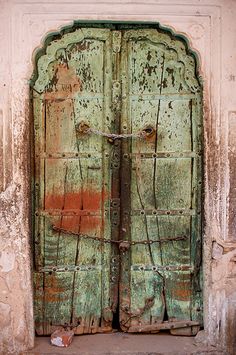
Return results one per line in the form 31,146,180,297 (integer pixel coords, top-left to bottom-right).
32,28,114,335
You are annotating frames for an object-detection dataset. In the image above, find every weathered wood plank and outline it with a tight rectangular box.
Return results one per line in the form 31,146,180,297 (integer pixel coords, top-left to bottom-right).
33,28,114,335
33,26,203,335
72,269,103,334
128,320,200,333
122,28,203,332
34,272,74,335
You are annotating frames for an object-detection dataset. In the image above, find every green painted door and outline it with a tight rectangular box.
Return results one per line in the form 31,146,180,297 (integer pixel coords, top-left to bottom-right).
32,26,202,336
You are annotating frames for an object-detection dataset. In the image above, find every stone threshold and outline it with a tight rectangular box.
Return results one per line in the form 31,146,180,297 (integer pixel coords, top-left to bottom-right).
21,332,226,355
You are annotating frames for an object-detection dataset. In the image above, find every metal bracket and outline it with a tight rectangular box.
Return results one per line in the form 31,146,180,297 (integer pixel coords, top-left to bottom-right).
112,31,121,53
112,80,121,112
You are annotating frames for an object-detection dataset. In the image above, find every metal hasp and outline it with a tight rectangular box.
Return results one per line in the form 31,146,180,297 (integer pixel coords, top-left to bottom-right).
32,25,203,336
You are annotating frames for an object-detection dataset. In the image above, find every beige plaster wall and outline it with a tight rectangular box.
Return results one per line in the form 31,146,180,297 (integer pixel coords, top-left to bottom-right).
0,0,236,354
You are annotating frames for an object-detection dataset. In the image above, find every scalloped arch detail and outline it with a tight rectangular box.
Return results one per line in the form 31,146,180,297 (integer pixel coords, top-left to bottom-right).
123,29,201,93
31,22,202,94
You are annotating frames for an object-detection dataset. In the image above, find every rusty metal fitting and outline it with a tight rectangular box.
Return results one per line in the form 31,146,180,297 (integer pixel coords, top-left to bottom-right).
119,241,130,252
76,121,90,135
141,125,156,140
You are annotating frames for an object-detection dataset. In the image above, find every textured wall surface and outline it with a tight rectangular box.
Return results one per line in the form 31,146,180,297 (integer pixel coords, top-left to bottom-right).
0,0,236,354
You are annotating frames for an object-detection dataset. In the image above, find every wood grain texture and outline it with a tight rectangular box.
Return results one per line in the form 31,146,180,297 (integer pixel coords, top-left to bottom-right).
33,28,114,335
120,29,202,333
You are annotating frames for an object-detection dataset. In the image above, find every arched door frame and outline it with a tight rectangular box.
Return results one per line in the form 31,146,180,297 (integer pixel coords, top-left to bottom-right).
30,20,205,336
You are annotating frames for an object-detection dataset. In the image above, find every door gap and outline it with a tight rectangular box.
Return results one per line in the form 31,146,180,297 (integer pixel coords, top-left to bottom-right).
112,268,121,331
163,307,169,321
112,305,121,331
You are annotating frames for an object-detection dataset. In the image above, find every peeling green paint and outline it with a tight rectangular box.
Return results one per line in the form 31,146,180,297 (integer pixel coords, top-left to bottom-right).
32,25,202,336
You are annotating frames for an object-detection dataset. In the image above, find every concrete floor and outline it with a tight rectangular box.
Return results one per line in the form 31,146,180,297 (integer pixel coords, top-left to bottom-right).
22,332,225,355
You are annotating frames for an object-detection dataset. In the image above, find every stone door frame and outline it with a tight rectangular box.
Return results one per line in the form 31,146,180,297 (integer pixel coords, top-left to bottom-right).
0,1,236,354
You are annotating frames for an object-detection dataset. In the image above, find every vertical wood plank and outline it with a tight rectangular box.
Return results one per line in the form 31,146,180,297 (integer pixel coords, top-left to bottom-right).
121,28,203,332
33,29,114,335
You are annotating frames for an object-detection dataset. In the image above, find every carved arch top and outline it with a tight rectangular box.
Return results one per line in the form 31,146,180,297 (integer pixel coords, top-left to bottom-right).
123,29,201,93
31,24,202,95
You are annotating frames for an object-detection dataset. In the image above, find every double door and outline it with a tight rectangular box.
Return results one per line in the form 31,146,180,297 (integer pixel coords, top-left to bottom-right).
32,26,203,335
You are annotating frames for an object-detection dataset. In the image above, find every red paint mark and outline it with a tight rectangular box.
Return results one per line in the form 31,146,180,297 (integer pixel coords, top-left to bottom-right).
57,216,79,232
45,189,105,210
44,63,82,100
80,216,101,234
171,281,191,301
45,100,74,154
46,189,107,233
43,275,67,302
53,215,102,234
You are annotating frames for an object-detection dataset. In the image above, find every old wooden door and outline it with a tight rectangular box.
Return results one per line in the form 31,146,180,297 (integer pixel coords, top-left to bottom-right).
32,26,202,336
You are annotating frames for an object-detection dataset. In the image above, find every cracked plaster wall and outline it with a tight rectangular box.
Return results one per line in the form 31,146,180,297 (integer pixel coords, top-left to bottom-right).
0,0,236,354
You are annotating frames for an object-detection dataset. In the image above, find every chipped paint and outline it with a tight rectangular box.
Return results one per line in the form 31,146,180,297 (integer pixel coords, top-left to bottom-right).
45,189,106,210
32,26,203,336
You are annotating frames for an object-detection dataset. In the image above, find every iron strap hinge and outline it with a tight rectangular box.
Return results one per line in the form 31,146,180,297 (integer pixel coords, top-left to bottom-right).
52,226,188,251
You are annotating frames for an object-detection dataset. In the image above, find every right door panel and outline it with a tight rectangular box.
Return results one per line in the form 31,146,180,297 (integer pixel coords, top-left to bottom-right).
119,29,203,335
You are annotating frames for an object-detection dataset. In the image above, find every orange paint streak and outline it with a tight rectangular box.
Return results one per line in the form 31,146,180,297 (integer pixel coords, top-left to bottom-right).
80,216,101,234
171,281,191,301
46,189,107,233
45,190,104,210
45,100,74,154
44,63,82,100
44,275,67,303
58,216,80,232
54,215,102,234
